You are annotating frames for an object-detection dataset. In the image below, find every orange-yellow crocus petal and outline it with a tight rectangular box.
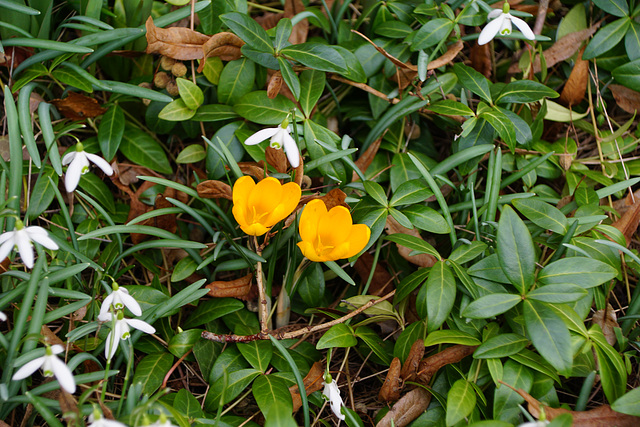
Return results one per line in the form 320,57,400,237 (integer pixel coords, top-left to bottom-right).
299,199,326,243
343,224,371,258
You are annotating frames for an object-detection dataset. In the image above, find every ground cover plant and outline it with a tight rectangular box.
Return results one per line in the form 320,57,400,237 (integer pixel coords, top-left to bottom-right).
1,0,640,425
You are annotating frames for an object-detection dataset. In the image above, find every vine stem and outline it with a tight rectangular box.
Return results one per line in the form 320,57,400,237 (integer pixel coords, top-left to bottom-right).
201,289,396,343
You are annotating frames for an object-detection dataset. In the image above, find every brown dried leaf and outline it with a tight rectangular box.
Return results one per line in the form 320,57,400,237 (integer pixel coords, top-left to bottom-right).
197,180,233,200
0,46,33,69
509,24,600,74
613,192,640,246
206,273,253,299
266,145,288,173
267,71,284,99
507,384,640,426
51,92,106,120
145,16,209,60
559,46,588,106
428,40,464,70
417,345,477,385
290,361,325,412
238,163,266,181
353,135,382,182
285,0,309,44
470,42,492,78
385,216,437,268
197,32,245,72
353,252,393,296
592,303,619,347
153,193,177,234
610,84,640,115
41,325,65,346
352,30,416,71
319,188,349,210
379,357,403,402
400,339,425,381
58,391,80,427
376,387,432,427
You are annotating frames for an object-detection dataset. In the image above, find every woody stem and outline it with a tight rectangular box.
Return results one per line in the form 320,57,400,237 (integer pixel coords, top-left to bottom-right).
254,236,269,335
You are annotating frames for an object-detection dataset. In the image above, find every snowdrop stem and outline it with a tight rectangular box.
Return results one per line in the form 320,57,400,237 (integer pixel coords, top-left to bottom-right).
100,358,111,405
116,339,135,417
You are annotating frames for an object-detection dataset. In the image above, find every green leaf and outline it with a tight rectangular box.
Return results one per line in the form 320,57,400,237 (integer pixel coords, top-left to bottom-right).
192,104,239,122
625,21,640,60
78,172,115,213
389,179,433,206
523,299,572,375
364,96,429,149
174,389,205,419
591,325,627,402
512,197,567,234
478,104,516,152
583,18,631,60
277,57,301,100
316,323,357,349
355,326,393,366
449,241,487,264
132,352,175,395
120,127,172,174
201,56,224,85
252,375,293,418
462,293,521,319
426,261,456,332
446,379,476,426
538,257,618,288
426,99,474,116
474,334,528,359
497,205,535,293
299,69,325,118
265,403,298,427
364,181,388,206
612,58,640,92
527,284,588,303
168,329,202,358
238,340,273,372
496,80,559,104
611,387,640,416
402,205,450,234
453,63,492,103
395,268,429,303
234,91,296,125
209,368,261,406
424,330,481,347
176,144,206,164
468,253,511,284
281,43,347,73
393,321,425,362
218,58,256,105
183,298,244,328
385,234,441,260
509,348,561,384
158,99,196,121
493,360,533,423
51,67,93,92
412,18,454,50
27,167,58,220
220,12,274,53
98,104,124,161
592,0,629,17
274,18,292,52
177,78,204,110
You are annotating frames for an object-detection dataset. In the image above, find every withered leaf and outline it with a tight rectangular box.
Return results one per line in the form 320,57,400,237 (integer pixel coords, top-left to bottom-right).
610,84,640,115
417,345,477,385
285,0,308,45
265,145,288,173
559,46,588,106
206,273,253,300
613,192,640,246
290,361,325,412
470,41,492,78
197,180,233,200
353,134,382,181
197,32,245,72
145,16,209,60
267,71,284,99
41,325,65,347
400,339,425,382
238,163,266,181
320,188,349,210
379,357,403,402
428,40,464,71
592,303,619,347
354,251,393,296
59,391,80,427
385,216,437,268
376,387,432,427
51,92,106,120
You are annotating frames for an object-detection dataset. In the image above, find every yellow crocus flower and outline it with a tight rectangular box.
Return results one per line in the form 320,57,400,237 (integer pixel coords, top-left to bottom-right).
232,176,301,236
297,199,371,262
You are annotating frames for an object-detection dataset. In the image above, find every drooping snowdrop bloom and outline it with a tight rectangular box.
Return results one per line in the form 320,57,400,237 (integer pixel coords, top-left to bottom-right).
0,220,59,268
100,283,142,318
478,1,535,45
0,311,6,321
87,409,128,427
518,421,549,427
243,118,301,168
12,344,76,393
143,413,178,427
99,310,155,360
322,375,345,421
62,142,114,193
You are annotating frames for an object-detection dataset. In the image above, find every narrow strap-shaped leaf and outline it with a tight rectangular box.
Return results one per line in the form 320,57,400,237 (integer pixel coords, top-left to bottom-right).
17,83,41,168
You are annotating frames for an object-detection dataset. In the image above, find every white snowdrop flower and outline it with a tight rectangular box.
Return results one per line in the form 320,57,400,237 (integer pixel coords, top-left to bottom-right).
144,413,177,427
100,283,142,318
62,142,114,193
99,310,155,360
518,421,549,427
88,410,128,427
322,376,345,421
12,344,76,394
244,119,301,168
478,2,535,45
0,220,59,269
0,311,6,321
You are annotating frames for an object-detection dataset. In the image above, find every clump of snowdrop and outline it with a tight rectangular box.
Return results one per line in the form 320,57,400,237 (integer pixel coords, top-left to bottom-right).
322,374,345,421
99,310,155,360
100,282,142,317
0,219,59,268
478,1,535,45
62,142,114,193
87,408,128,427
243,117,301,168
12,344,76,393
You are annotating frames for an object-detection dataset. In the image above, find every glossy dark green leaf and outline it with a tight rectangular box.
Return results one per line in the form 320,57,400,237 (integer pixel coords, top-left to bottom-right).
281,43,347,73
168,329,203,358
395,267,429,303
462,293,521,319
512,197,567,234
426,99,474,116
218,58,256,105
538,257,618,288
299,69,325,118
446,379,476,426
453,63,492,103
385,233,441,260
449,241,487,264
523,299,572,375
402,205,450,234
174,389,205,419
389,179,433,206
120,127,172,174
493,360,533,423
27,167,58,220
220,12,274,53
497,205,535,293
468,254,510,284
527,284,588,303
316,323,357,349
98,104,124,161
611,387,640,416
192,104,239,122
426,261,456,332
496,80,559,104
363,181,388,206
176,144,206,164
274,17,292,51
238,340,273,372
356,326,393,366
183,298,244,328
252,374,293,418
132,352,175,395
412,18,454,50
583,18,631,60
158,99,196,121
592,0,628,17
474,333,528,359
52,67,93,92
277,57,301,100
177,77,204,110
209,368,261,406
78,172,115,213
234,91,296,125
625,21,640,60
393,321,425,362
424,330,481,346
479,104,516,152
